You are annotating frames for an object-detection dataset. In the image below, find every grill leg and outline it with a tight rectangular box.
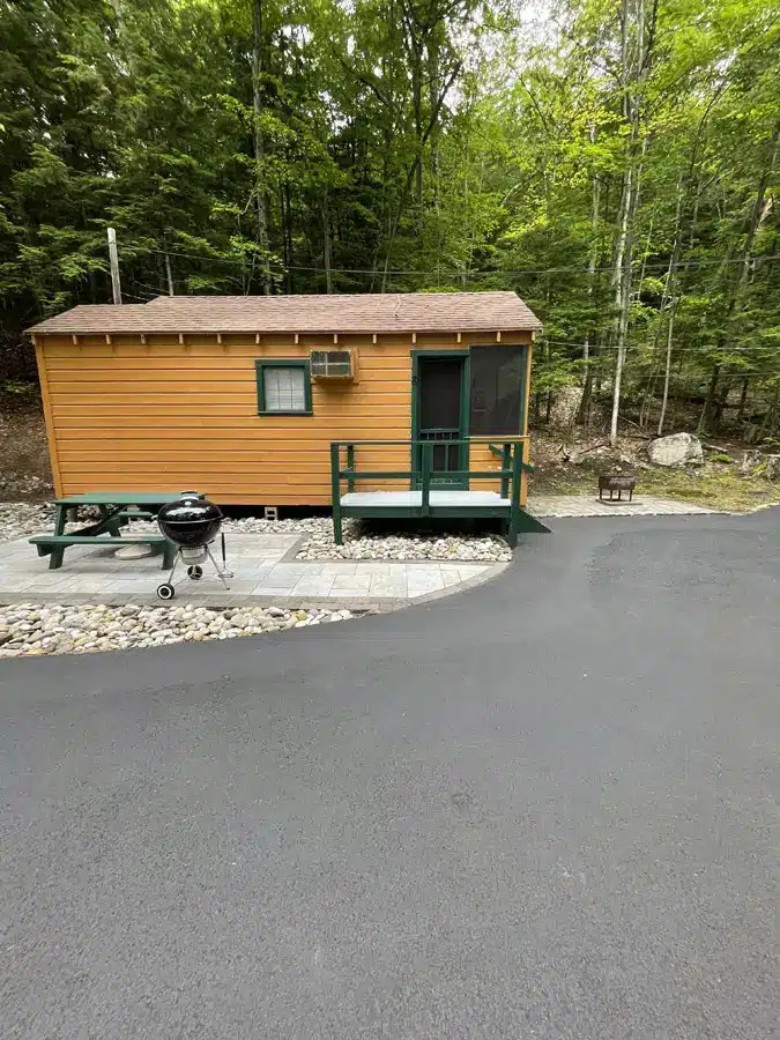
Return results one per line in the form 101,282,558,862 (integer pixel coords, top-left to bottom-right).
166,553,180,587
206,546,231,590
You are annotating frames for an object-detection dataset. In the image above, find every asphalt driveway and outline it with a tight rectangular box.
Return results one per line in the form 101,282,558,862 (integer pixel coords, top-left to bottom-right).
1,511,778,1039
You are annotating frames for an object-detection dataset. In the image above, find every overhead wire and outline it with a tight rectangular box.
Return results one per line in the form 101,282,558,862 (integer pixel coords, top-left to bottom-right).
148,246,780,279
538,337,780,355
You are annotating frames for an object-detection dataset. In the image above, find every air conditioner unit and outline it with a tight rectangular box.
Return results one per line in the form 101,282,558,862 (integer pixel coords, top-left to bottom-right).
310,349,356,380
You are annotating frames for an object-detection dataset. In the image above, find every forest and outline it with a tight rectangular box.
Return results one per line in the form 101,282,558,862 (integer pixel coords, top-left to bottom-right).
1,0,779,442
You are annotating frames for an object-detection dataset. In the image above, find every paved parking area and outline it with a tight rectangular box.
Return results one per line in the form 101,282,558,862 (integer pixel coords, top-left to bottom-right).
529,493,719,516
0,533,500,606
2,509,777,1039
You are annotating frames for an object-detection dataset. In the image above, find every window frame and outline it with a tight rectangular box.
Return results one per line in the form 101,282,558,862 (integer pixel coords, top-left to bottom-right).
255,358,313,416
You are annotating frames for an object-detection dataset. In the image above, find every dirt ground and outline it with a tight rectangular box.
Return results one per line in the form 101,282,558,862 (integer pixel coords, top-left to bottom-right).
1,394,779,512
0,395,51,502
528,428,780,511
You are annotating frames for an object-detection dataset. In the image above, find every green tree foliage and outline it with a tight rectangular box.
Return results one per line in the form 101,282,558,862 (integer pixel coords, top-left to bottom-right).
1,0,779,438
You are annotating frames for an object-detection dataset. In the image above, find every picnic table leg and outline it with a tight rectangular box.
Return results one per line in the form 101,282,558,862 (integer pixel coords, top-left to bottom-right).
47,506,67,569
98,504,123,537
162,541,176,570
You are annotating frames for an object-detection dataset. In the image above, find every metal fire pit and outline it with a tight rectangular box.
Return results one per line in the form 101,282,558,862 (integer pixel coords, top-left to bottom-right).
598,474,636,503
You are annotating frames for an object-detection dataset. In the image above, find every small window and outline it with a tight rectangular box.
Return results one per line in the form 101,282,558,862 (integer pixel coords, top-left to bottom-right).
256,360,312,415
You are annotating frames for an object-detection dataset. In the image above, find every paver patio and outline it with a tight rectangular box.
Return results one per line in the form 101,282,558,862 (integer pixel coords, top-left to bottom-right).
0,532,501,607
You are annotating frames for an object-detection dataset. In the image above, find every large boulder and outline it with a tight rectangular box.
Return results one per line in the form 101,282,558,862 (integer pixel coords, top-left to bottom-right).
647,432,704,468
549,386,584,429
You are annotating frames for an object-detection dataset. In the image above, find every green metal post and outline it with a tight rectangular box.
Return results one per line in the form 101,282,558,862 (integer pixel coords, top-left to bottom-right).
508,441,522,549
422,443,432,516
346,444,355,493
330,442,343,545
500,443,511,499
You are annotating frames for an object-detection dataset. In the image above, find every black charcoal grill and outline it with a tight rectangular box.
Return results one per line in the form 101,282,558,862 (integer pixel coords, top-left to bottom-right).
155,492,232,600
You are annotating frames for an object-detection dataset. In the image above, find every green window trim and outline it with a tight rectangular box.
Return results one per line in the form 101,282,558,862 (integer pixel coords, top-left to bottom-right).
255,358,313,415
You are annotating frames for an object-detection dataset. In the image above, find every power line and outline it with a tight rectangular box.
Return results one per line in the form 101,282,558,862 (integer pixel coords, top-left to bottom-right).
538,337,780,355
148,246,780,279
132,279,170,296
121,291,157,303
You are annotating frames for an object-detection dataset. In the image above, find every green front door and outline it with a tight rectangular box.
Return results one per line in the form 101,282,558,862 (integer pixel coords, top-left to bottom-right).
412,352,469,487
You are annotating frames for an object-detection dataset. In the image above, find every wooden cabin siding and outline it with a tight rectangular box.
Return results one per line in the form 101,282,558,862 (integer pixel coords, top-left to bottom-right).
36,331,532,506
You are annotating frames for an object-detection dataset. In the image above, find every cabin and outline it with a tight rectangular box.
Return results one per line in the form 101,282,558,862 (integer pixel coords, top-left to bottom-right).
28,291,546,544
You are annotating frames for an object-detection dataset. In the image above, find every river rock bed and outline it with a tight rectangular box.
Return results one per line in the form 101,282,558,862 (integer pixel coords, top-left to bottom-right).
0,603,358,658
0,502,55,543
295,524,512,562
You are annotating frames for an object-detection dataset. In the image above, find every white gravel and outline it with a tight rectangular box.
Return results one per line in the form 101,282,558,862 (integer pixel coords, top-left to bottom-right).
208,516,511,562
0,502,55,543
0,603,358,658
296,521,512,562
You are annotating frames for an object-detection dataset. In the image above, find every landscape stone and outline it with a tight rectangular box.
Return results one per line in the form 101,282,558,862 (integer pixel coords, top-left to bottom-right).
647,432,704,468
741,450,780,480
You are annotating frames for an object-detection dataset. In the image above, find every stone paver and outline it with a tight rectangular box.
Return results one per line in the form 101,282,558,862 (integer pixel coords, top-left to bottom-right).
528,494,719,517
0,532,499,606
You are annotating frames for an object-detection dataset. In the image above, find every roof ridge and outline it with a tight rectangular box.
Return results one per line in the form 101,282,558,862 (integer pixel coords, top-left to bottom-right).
27,291,542,335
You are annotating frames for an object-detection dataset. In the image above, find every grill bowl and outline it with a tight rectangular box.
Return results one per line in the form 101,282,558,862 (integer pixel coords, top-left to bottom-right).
157,492,223,548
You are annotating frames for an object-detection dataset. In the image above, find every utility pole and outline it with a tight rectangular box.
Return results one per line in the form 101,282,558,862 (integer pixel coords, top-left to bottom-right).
107,227,122,304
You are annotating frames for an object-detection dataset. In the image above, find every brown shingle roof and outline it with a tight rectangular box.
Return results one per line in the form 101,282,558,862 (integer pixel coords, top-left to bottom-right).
27,291,541,336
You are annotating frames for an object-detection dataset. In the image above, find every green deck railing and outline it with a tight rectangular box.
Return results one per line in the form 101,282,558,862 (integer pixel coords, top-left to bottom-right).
330,437,536,546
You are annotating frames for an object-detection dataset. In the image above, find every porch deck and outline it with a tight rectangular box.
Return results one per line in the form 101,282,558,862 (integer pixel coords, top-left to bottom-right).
341,490,510,508
331,438,550,547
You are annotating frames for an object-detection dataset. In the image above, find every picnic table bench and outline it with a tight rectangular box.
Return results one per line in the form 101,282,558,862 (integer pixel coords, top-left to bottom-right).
29,492,186,570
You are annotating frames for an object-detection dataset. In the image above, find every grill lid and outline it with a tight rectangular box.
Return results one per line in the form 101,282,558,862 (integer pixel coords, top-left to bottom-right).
157,492,223,547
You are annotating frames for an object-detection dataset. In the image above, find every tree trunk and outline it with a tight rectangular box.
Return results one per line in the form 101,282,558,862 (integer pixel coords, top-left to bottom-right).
582,125,601,392
322,187,333,294
699,363,720,432
654,176,685,434
578,342,598,427
657,302,675,435
609,0,650,447
251,0,271,295
409,29,424,224
736,378,749,424
609,160,635,446
283,181,294,293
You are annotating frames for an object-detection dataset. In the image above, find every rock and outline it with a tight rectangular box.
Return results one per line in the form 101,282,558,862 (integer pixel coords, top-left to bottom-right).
741,451,780,480
647,432,704,468
549,386,584,429
267,607,287,618
114,543,154,560
0,630,12,646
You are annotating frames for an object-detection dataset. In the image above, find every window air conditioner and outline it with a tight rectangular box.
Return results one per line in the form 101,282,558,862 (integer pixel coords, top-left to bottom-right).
310,349,355,380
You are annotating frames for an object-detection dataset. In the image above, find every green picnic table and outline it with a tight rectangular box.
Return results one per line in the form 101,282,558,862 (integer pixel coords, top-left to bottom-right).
29,491,189,570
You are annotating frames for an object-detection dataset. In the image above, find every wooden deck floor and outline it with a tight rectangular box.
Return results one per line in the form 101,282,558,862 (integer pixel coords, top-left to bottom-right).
340,490,511,508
